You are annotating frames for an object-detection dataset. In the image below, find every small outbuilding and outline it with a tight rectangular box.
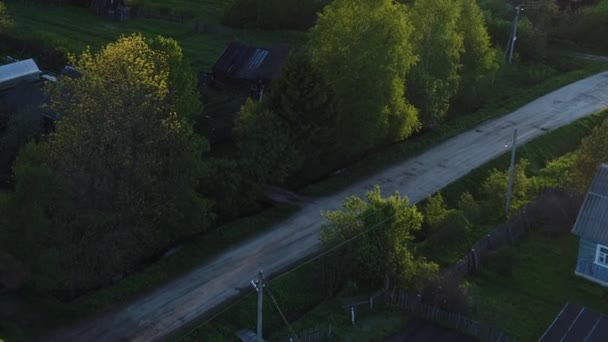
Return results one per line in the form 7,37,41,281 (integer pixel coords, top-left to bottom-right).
210,41,291,97
539,302,608,341
0,58,42,91
572,164,608,286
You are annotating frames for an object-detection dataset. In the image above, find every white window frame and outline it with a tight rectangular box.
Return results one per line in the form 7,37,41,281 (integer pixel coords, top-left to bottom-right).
595,244,608,268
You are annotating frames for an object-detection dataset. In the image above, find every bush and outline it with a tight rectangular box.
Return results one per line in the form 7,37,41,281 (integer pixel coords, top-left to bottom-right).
420,276,472,314
516,17,547,62
422,193,453,234
457,192,482,222
422,210,472,264
553,0,608,53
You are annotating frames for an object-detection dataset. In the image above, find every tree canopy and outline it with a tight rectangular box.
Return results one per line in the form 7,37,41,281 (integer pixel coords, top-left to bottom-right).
308,0,420,157
0,1,11,33
2,34,211,292
457,0,499,104
321,186,437,292
572,117,608,192
266,50,338,182
408,0,464,128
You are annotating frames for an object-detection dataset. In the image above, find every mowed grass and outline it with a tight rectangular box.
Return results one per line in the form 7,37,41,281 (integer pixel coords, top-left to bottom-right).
136,0,234,22
469,233,608,341
5,2,306,70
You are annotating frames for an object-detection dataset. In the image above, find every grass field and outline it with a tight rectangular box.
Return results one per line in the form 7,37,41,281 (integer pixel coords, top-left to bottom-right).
4,2,305,70
470,233,608,341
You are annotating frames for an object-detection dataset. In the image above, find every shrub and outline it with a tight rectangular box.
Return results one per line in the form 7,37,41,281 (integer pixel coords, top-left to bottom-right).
422,210,472,264
423,192,454,233
457,192,482,222
420,276,472,314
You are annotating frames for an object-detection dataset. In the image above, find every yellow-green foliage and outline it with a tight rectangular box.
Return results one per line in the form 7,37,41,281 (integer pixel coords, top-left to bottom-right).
481,159,540,217
321,186,437,290
308,0,419,156
4,34,211,292
572,117,608,192
0,1,11,33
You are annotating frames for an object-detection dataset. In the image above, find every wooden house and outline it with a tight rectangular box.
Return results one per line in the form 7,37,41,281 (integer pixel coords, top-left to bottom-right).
539,302,608,341
572,164,608,287
210,41,291,98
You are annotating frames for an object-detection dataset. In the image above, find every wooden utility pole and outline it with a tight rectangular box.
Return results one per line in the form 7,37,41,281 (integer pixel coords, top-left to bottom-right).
251,270,264,342
508,6,523,63
505,128,518,216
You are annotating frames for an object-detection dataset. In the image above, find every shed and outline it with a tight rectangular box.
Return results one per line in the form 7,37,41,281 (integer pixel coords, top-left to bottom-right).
572,164,608,286
539,302,608,341
234,329,260,342
0,59,42,91
211,41,291,93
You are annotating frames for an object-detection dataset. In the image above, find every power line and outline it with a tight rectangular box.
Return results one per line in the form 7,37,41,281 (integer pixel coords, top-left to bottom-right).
175,195,409,340
263,275,301,342
174,294,249,342
269,206,403,284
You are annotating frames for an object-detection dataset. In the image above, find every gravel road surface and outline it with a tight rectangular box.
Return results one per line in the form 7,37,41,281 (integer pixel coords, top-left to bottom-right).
49,71,608,341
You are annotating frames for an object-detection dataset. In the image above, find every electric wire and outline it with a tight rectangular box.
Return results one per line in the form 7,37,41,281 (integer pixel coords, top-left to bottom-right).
263,275,301,342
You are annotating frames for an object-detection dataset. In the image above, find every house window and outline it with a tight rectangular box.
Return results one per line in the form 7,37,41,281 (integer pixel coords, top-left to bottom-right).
595,244,608,267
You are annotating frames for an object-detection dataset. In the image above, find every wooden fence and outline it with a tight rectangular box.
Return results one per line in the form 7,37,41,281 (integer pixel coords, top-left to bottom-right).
384,289,512,342
443,199,536,282
281,324,332,342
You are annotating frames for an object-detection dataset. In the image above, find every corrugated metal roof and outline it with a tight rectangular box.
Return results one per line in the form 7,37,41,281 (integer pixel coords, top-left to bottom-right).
0,59,41,90
572,164,608,244
212,41,290,81
539,302,608,342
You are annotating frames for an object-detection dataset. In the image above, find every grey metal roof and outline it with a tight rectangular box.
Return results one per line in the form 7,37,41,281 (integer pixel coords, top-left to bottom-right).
234,329,258,342
212,41,290,81
572,164,608,244
539,302,608,342
0,59,41,90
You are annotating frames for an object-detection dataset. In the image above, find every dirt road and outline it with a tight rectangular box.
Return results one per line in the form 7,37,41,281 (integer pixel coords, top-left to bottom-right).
49,72,608,341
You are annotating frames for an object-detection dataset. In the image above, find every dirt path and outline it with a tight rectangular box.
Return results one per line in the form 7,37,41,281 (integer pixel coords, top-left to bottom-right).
48,72,608,341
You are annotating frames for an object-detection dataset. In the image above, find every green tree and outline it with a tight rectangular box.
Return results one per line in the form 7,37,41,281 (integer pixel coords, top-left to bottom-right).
572,117,608,192
423,192,453,232
457,191,481,222
516,16,547,62
0,106,41,186
457,0,499,105
0,1,12,33
267,50,338,182
234,99,300,190
481,159,539,217
308,0,419,156
408,0,464,128
4,34,212,291
321,186,437,293
539,152,577,190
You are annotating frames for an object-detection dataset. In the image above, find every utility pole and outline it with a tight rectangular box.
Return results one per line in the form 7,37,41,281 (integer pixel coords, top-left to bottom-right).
508,6,523,64
505,128,518,216
251,270,264,342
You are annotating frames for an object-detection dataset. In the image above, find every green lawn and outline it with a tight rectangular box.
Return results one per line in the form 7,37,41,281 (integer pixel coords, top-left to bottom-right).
136,0,234,22
469,233,608,341
4,2,306,70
